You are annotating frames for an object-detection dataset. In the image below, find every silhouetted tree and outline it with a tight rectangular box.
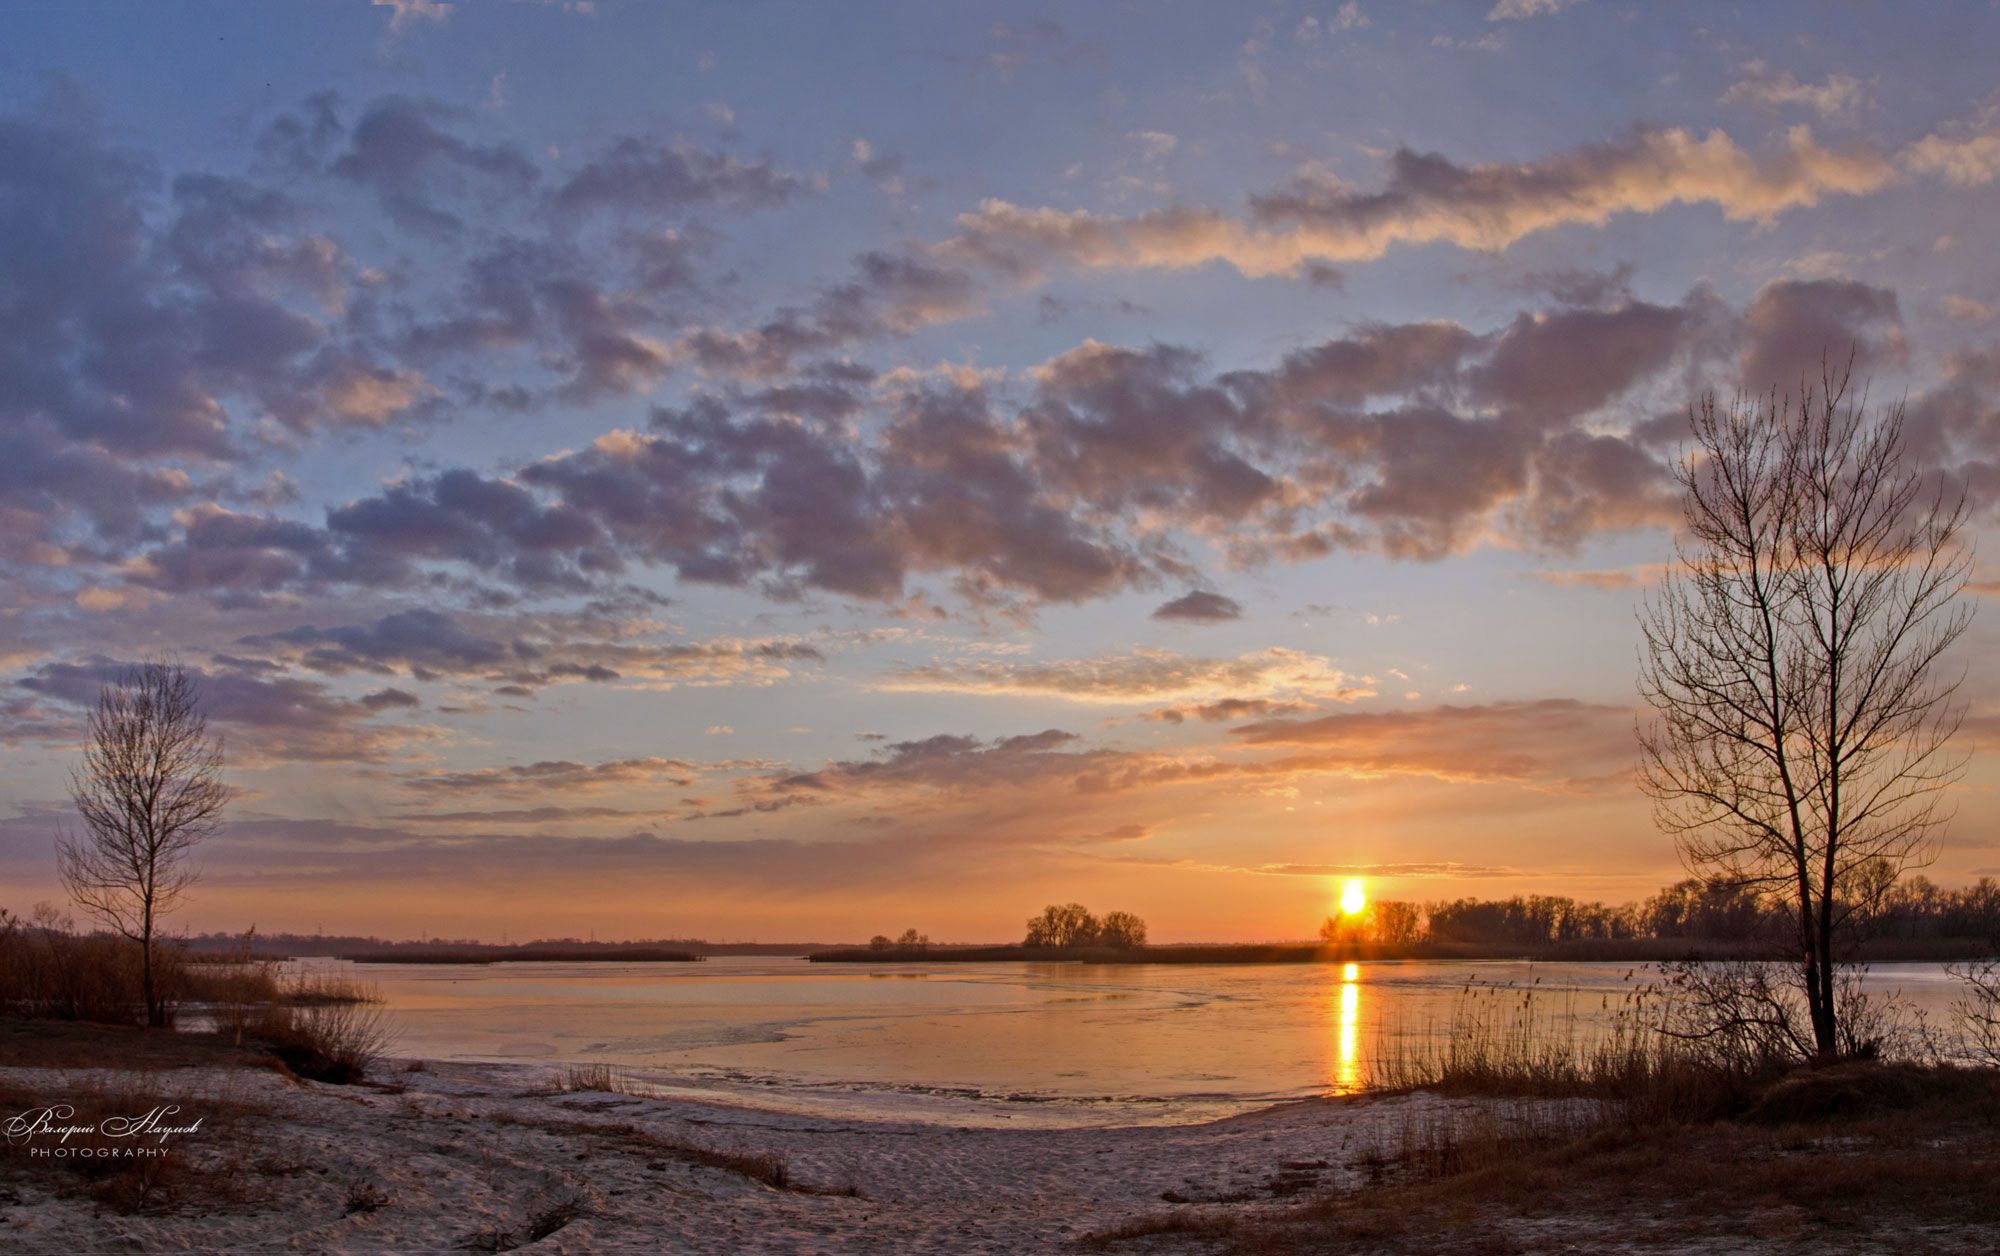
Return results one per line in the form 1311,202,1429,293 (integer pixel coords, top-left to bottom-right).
58,662,230,1027
1640,371,1972,1058
1024,903,1100,948
1641,878,1771,940
1318,915,1359,944
868,934,893,950
896,928,930,949
1097,911,1147,949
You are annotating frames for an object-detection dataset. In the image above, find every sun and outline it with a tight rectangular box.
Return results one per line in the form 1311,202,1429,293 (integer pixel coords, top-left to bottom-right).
1338,878,1367,917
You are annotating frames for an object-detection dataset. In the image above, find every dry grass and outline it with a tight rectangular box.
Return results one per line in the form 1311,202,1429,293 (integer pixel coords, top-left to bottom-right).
555,1061,633,1094
1086,981,1999,1254
1084,1065,2000,1254
0,1015,276,1072
0,1074,272,1217
491,1108,864,1196
278,969,379,1007
1367,980,1792,1130
1,926,156,1025
251,1000,392,1084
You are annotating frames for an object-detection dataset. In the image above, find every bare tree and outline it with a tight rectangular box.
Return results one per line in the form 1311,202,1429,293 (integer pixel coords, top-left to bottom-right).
58,661,230,1026
1639,368,1972,1059
1097,911,1148,949
1024,903,1100,948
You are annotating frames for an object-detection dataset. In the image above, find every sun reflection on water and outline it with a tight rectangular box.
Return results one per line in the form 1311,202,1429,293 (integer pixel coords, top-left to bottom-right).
1331,962,1362,1093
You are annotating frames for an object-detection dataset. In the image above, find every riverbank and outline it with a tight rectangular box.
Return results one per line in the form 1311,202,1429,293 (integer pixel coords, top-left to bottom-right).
3,1019,1996,1253
807,937,2000,964
0,1019,1490,1253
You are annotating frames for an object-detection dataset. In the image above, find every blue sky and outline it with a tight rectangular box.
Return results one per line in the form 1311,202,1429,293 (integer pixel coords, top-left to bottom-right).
2,0,1997,940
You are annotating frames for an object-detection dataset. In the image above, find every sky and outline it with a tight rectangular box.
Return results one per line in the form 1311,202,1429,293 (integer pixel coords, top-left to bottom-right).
2,0,1999,943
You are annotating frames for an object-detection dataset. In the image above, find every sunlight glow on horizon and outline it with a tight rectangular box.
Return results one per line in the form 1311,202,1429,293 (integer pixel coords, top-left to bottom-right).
1338,879,1367,917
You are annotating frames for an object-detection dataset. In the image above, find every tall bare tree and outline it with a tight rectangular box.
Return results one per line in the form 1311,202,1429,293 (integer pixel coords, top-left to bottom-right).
1640,369,1972,1058
58,661,230,1026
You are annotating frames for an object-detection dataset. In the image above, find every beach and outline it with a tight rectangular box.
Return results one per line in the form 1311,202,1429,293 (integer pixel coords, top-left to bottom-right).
3,1052,1463,1253
8,1021,2000,1254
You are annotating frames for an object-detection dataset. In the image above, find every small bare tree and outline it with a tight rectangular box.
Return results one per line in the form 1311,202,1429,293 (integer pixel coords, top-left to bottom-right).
1640,368,1972,1059
58,661,230,1026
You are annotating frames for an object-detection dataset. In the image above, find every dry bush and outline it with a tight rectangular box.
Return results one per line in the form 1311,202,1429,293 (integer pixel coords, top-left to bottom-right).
1948,956,2000,1064
560,1062,617,1092
552,1061,649,1095
253,1000,392,1084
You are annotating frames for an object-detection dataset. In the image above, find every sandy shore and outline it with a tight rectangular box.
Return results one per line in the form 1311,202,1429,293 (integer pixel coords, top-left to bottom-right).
2,1056,1472,1254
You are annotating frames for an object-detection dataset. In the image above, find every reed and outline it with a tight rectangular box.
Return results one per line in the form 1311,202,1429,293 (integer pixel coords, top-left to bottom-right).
1368,979,1786,1126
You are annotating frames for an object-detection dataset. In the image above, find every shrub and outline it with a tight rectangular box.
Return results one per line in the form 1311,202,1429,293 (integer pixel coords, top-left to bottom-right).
1949,956,2000,1065
253,1000,391,1084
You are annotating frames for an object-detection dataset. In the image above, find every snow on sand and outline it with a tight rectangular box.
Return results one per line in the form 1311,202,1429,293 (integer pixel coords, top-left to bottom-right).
1,1057,1474,1253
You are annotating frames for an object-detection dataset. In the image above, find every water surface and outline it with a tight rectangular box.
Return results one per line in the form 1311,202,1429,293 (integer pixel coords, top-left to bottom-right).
325,956,1968,1127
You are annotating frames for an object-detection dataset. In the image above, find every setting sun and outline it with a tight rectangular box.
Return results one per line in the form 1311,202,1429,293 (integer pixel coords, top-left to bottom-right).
1338,879,1367,917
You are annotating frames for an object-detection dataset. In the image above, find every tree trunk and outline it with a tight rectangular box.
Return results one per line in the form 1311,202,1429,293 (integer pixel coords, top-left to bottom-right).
141,900,160,1028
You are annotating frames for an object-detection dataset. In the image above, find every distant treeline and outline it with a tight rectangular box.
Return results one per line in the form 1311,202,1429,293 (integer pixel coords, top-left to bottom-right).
1359,875,2000,950
810,940,1795,964
165,872,2000,965
176,933,825,961
348,944,701,965
819,874,2000,964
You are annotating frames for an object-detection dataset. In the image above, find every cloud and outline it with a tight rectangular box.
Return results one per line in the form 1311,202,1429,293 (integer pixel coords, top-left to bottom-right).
754,729,1094,801
1152,591,1245,622
552,136,810,218
986,20,1105,74
682,252,983,379
881,646,1368,706
328,97,538,233
1226,698,1633,788
1522,564,1670,591
1093,855,1517,879
112,285,1761,608
1719,61,1869,121
1738,277,1903,390
1143,697,1316,724
943,126,1893,279
373,0,452,36
13,656,428,763
401,756,703,795
235,607,824,691
1487,0,1584,19
1903,116,2000,187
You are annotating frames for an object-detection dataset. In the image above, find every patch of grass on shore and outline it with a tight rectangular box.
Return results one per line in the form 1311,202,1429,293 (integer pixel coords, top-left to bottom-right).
0,1073,272,1216
551,1061,643,1095
1088,1065,2000,1254
1084,1016,2000,1256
